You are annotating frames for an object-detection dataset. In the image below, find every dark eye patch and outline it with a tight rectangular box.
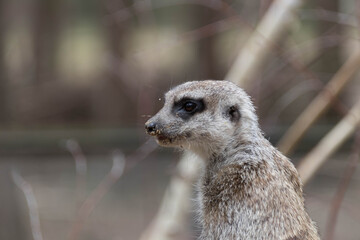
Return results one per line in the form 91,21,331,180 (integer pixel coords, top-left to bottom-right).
172,98,205,120
227,105,241,122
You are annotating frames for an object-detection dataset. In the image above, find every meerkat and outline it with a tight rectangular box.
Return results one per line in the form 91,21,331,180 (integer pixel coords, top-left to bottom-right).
145,80,320,240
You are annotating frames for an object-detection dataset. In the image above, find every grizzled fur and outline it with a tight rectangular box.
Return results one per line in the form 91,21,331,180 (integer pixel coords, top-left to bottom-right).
145,80,320,240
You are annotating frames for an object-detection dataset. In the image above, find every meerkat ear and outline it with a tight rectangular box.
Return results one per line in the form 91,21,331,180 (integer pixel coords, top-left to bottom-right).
228,105,241,122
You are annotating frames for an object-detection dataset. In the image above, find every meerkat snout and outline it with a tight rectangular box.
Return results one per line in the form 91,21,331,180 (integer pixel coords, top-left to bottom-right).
144,121,158,135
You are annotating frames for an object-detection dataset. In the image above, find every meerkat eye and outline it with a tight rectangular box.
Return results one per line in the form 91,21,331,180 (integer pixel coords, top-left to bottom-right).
183,101,197,112
172,98,205,120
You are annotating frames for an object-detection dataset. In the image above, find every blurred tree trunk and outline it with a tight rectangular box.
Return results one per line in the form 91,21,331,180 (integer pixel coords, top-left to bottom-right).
341,0,360,106
0,0,7,123
197,7,219,79
33,0,62,83
93,0,136,124
317,0,341,120
0,167,27,240
199,35,218,79
318,0,340,75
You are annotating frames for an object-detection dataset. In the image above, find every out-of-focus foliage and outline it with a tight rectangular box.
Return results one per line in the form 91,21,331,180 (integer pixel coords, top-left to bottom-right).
1,0,357,129
0,0,359,240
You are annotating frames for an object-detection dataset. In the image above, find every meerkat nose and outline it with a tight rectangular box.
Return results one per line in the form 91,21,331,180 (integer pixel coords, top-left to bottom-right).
145,122,158,136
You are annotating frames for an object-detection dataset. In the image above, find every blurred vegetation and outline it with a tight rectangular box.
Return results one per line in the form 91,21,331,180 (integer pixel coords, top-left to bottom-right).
1,0,357,131
0,0,359,240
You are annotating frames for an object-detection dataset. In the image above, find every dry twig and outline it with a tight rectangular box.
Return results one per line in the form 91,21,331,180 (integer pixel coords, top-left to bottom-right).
104,0,223,24
68,139,157,240
12,170,44,240
277,52,360,155
68,151,126,240
66,139,88,203
297,97,360,185
226,0,301,87
324,132,360,240
139,152,203,240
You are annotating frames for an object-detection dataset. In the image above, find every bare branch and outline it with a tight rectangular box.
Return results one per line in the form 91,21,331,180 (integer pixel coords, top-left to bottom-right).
299,9,359,27
277,51,360,155
68,151,126,240
103,0,223,24
133,15,243,60
12,170,44,240
297,97,360,185
324,133,360,240
226,0,302,87
264,79,320,127
65,139,87,203
139,152,203,240
68,139,157,240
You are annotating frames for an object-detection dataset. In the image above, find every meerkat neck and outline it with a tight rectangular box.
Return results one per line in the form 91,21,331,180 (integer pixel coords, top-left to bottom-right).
205,128,270,170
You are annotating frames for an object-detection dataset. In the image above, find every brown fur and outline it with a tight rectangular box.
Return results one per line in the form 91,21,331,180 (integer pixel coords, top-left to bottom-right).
145,80,320,240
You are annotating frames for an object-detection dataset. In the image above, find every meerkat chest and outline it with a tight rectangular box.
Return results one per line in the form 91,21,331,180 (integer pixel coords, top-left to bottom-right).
197,162,314,239
199,162,272,225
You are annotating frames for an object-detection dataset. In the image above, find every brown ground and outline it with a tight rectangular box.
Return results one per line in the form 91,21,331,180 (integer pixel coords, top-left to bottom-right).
1,151,359,240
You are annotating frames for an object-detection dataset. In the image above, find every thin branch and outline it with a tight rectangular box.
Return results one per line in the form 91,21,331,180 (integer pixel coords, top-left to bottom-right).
132,15,243,59
277,51,360,155
65,139,87,204
259,35,344,101
68,139,157,240
103,0,223,24
68,150,126,240
324,132,360,240
299,9,359,27
264,79,321,127
225,0,302,87
139,152,203,240
307,192,360,224
12,170,44,240
297,96,360,185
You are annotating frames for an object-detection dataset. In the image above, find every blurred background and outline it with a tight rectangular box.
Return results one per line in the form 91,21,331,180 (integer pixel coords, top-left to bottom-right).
0,0,359,239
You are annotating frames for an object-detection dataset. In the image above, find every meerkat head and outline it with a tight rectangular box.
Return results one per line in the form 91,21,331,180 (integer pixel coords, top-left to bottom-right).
145,80,260,157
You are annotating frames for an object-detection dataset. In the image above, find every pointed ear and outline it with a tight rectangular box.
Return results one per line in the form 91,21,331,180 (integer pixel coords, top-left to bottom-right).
228,105,241,122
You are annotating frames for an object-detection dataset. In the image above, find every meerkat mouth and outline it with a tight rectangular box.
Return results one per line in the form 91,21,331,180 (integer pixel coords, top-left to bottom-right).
157,135,168,141
155,134,173,145
152,130,190,147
